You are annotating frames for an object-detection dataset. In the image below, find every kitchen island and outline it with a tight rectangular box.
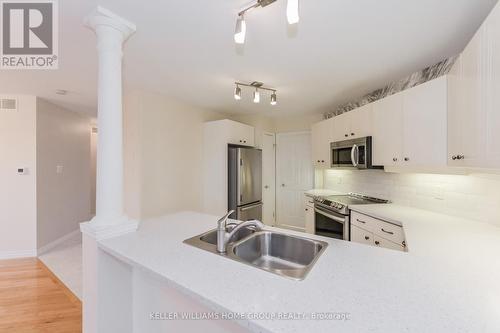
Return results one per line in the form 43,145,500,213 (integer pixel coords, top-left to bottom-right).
97,208,500,333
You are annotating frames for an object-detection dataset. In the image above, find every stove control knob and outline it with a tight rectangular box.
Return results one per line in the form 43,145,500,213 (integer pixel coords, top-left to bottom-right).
337,204,344,210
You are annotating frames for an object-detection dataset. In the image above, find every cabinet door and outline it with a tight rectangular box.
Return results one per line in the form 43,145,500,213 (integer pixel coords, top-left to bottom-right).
305,205,315,234
311,118,334,168
402,77,448,167
349,104,373,139
332,113,351,142
228,121,255,146
448,30,484,167
484,6,500,167
373,235,405,252
351,225,374,246
372,93,404,166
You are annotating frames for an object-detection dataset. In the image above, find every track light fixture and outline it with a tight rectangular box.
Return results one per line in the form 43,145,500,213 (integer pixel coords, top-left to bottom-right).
234,81,277,106
234,0,299,44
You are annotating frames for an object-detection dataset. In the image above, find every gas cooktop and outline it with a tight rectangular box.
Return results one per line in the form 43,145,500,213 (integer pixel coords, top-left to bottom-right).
314,193,389,215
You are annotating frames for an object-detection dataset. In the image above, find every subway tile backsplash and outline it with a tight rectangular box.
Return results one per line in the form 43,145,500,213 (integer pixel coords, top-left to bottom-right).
321,170,500,227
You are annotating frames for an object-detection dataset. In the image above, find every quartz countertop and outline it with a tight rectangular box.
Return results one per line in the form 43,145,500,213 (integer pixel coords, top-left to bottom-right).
99,208,500,333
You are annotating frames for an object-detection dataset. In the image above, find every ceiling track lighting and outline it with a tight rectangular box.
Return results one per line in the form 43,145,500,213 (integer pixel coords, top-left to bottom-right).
234,81,278,106
234,0,299,44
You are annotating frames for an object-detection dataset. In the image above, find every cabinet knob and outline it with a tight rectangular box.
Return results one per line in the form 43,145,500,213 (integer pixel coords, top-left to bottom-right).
321,160,325,163
351,133,355,136
452,155,457,160
317,160,320,163
364,236,370,240
404,157,410,162
457,154,465,160
344,134,348,137
375,241,380,246
281,184,285,187
393,157,398,162
264,185,269,189
305,208,308,212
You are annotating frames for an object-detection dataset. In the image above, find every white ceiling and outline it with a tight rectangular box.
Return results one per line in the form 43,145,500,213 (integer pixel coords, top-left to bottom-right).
0,0,497,117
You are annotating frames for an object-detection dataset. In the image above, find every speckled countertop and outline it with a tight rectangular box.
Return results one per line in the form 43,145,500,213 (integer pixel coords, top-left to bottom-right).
99,207,500,333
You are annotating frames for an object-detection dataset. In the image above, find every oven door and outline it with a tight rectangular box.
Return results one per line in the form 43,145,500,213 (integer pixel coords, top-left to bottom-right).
314,206,350,241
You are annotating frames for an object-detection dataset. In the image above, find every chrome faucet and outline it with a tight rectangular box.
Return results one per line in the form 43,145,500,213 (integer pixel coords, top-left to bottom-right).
216,210,264,253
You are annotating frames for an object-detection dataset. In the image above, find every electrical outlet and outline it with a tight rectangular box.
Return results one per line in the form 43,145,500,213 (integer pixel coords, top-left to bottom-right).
56,165,64,174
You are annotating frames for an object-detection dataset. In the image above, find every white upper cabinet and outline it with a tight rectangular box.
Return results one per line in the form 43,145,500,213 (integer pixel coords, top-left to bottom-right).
448,32,483,167
311,117,334,168
483,5,500,167
372,92,403,166
333,104,373,142
372,77,448,168
227,120,255,147
448,2,500,168
402,76,448,167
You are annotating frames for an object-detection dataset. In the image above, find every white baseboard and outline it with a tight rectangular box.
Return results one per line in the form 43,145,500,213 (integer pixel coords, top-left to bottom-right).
0,250,37,260
37,229,81,255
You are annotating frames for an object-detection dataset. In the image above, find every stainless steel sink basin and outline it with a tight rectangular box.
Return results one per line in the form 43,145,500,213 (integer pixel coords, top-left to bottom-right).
228,231,328,280
184,227,328,280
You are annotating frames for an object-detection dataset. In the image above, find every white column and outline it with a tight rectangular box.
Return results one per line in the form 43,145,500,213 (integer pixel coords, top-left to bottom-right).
86,6,135,225
80,7,138,333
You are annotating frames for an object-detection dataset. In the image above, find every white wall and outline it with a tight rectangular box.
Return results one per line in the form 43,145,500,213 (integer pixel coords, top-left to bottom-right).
124,90,226,220
0,95,37,258
321,169,500,227
36,98,92,249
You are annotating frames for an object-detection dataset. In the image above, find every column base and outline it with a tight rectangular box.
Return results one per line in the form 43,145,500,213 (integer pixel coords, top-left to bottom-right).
80,216,139,241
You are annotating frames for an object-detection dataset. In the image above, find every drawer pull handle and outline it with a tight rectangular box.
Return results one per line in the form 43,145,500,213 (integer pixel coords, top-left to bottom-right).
381,228,394,235
356,219,367,224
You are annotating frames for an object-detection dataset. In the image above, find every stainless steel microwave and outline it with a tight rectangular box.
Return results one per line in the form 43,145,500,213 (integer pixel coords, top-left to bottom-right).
330,136,381,169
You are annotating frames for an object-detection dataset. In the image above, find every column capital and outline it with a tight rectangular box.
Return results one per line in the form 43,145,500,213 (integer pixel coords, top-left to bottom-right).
84,6,136,42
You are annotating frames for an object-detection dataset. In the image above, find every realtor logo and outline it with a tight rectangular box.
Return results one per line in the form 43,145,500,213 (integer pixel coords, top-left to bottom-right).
1,0,58,69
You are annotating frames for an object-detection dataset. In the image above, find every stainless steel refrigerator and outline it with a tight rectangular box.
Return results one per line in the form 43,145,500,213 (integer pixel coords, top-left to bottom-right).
228,146,263,221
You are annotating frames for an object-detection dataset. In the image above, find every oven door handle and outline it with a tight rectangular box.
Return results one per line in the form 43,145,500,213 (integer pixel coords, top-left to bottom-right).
315,208,346,224
351,144,359,167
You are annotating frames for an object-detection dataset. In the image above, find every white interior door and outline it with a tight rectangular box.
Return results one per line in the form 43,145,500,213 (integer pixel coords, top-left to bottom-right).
276,132,313,232
262,133,276,226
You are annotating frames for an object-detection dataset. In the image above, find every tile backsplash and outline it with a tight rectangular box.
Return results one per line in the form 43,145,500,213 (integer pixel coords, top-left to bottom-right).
321,169,500,227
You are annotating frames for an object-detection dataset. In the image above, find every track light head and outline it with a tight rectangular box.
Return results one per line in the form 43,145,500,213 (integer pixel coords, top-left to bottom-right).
253,89,260,103
270,91,277,105
234,15,246,44
234,85,242,100
287,0,300,24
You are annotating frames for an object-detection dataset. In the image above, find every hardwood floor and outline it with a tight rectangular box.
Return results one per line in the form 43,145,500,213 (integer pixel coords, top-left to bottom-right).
0,258,82,332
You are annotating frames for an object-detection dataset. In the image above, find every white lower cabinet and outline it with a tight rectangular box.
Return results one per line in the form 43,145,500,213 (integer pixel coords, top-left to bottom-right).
304,195,315,234
351,211,406,252
351,225,373,245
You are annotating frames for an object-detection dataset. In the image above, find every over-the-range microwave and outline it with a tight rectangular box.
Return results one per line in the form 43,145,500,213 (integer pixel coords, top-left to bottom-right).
330,136,382,170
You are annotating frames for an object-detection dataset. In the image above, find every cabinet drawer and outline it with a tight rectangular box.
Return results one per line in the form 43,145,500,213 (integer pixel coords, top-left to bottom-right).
303,195,315,208
351,211,381,232
351,211,405,245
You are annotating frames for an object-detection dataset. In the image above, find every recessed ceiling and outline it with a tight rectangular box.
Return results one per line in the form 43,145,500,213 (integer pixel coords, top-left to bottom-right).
0,0,497,117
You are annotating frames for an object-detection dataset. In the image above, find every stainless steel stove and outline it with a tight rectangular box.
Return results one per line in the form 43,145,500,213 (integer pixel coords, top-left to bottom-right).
314,193,389,240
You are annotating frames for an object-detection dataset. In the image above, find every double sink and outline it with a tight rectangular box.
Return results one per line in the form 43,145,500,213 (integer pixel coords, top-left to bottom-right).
184,225,328,280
